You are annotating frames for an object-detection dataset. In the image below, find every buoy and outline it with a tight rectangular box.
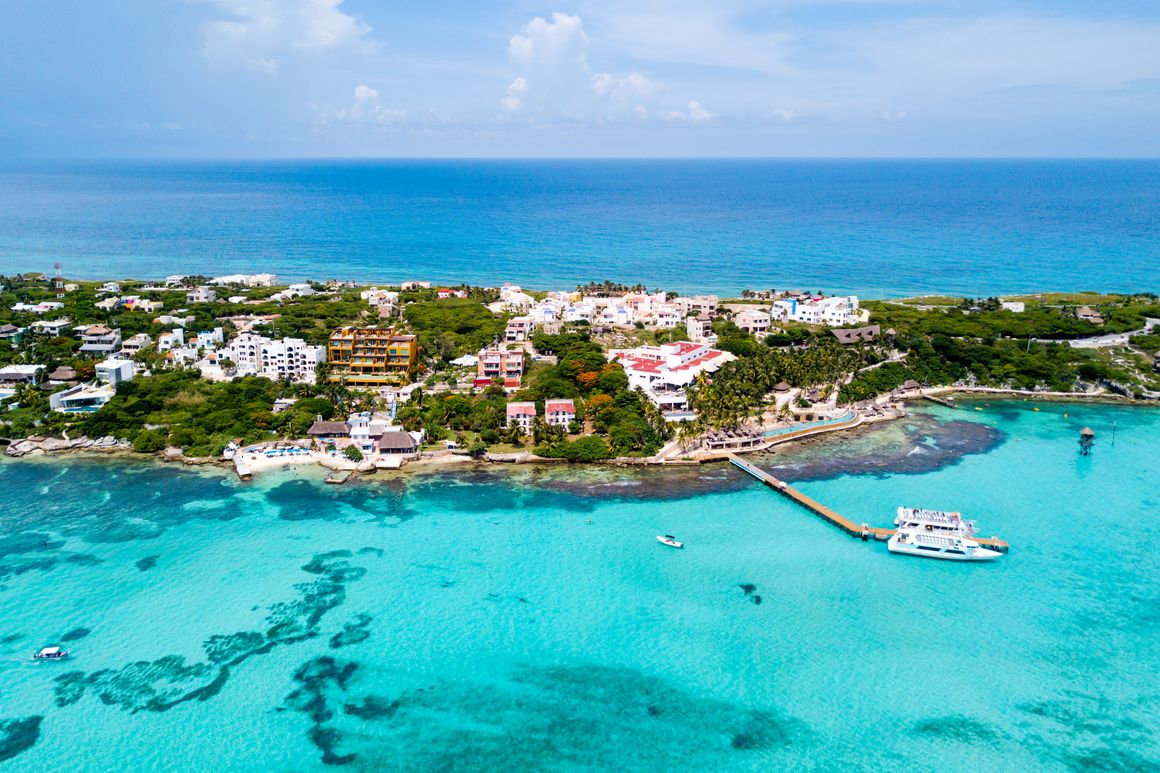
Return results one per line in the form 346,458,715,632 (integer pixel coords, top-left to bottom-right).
1033,407,1040,412
975,407,984,411
1064,412,1069,418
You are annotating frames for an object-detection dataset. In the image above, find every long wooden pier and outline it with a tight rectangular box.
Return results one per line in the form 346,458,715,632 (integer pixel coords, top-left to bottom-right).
727,454,1009,552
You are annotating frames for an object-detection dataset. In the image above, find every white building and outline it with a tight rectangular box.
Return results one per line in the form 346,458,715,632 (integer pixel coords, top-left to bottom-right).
187,286,217,304
674,295,719,316
610,341,736,414
210,274,278,287
506,402,537,433
97,282,121,294
686,315,717,345
735,308,772,335
0,364,44,385
96,358,136,385
1001,301,1026,313
221,333,325,383
11,301,64,314
29,318,71,336
505,316,535,342
196,328,225,349
771,295,859,326
120,333,153,355
361,287,400,305
50,383,115,413
157,328,185,352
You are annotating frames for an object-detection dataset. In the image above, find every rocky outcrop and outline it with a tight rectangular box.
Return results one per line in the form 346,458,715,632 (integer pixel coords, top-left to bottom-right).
4,435,131,457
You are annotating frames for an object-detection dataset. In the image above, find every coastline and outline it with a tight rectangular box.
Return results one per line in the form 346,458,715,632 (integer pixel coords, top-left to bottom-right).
4,387,1153,481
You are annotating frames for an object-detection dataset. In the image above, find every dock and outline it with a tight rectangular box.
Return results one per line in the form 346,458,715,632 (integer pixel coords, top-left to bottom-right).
727,455,1009,552
325,470,353,485
922,394,957,408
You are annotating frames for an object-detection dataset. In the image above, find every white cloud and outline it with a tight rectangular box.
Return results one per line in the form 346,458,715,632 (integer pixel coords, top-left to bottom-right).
333,84,405,124
667,100,714,122
199,0,372,74
590,72,662,102
508,12,588,69
877,110,907,122
501,77,528,112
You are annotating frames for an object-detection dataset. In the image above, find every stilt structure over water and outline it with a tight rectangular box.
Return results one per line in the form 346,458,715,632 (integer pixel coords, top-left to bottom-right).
727,454,1010,553
1079,427,1095,456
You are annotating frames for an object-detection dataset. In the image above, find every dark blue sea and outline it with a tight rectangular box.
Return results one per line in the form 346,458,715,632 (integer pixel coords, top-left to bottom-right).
0,159,1156,296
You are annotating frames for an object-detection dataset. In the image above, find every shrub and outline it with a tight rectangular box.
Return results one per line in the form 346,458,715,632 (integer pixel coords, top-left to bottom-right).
343,445,364,462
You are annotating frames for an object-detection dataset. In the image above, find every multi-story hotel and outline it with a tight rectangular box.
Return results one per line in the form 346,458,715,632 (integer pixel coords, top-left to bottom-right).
327,327,418,386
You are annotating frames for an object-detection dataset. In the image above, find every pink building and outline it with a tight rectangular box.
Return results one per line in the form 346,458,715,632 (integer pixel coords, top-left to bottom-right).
476,344,525,388
544,398,576,428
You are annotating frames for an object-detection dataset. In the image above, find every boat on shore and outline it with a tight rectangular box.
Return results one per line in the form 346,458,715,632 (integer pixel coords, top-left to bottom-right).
888,530,1001,561
895,506,977,537
32,646,70,661
656,534,684,549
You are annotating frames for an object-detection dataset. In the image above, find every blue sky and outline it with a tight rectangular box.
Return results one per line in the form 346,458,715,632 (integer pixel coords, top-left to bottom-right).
2,0,1159,157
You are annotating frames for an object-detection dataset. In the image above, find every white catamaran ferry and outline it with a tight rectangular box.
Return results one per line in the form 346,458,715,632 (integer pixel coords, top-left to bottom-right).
887,529,1001,562
895,506,978,537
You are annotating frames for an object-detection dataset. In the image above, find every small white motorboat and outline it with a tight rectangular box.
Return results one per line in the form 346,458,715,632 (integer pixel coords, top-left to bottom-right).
32,646,70,661
888,529,1001,562
656,534,684,549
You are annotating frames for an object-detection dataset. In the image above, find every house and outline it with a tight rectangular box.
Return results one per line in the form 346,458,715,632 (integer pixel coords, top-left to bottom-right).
131,299,163,313
506,402,537,433
437,288,468,299
361,287,400,305
0,364,44,385
346,412,376,453
674,295,720,316
120,333,153,355
1076,306,1105,325
272,397,298,414
830,325,880,345
308,420,350,442
327,327,418,386
686,314,717,345
28,318,71,336
610,341,736,414
377,430,418,456
505,316,535,342
544,398,576,428
45,366,80,385
155,314,195,327
0,324,23,346
11,301,64,314
157,329,185,352
97,282,121,294
79,325,123,355
735,308,772,336
771,295,860,326
95,297,121,311
477,344,525,387
49,383,115,413
195,327,225,349
210,274,278,287
96,358,136,385
186,286,217,304
1000,301,1025,313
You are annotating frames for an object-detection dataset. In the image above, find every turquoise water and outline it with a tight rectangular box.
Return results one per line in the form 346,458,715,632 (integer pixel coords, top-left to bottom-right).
1,160,1158,296
0,402,1157,771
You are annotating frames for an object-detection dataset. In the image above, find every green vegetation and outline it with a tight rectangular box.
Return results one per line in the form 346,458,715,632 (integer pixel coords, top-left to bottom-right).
403,299,505,363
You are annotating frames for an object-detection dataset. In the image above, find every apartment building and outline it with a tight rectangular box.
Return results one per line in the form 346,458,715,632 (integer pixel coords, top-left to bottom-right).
327,327,418,386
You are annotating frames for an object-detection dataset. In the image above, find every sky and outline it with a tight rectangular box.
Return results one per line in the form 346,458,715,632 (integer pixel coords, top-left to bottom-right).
2,0,1159,158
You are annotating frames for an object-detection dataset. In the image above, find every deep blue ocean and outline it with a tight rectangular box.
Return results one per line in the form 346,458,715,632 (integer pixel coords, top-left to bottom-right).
0,159,1156,297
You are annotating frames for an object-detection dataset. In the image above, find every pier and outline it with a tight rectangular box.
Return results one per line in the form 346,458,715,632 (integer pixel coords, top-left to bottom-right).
922,394,957,408
727,454,1009,552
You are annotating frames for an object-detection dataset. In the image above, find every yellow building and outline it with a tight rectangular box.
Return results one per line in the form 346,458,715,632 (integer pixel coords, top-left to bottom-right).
327,327,418,386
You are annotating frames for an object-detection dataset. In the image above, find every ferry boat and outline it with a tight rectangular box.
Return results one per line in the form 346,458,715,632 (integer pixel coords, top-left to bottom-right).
656,534,684,549
887,529,1001,562
895,506,977,537
32,646,70,661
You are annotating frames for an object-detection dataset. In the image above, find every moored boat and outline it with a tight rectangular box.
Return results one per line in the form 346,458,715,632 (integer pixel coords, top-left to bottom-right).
895,506,978,537
888,529,1001,561
656,534,684,549
32,646,70,661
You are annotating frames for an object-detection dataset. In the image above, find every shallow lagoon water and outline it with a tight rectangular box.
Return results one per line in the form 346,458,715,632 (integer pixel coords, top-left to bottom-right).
0,403,1157,771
